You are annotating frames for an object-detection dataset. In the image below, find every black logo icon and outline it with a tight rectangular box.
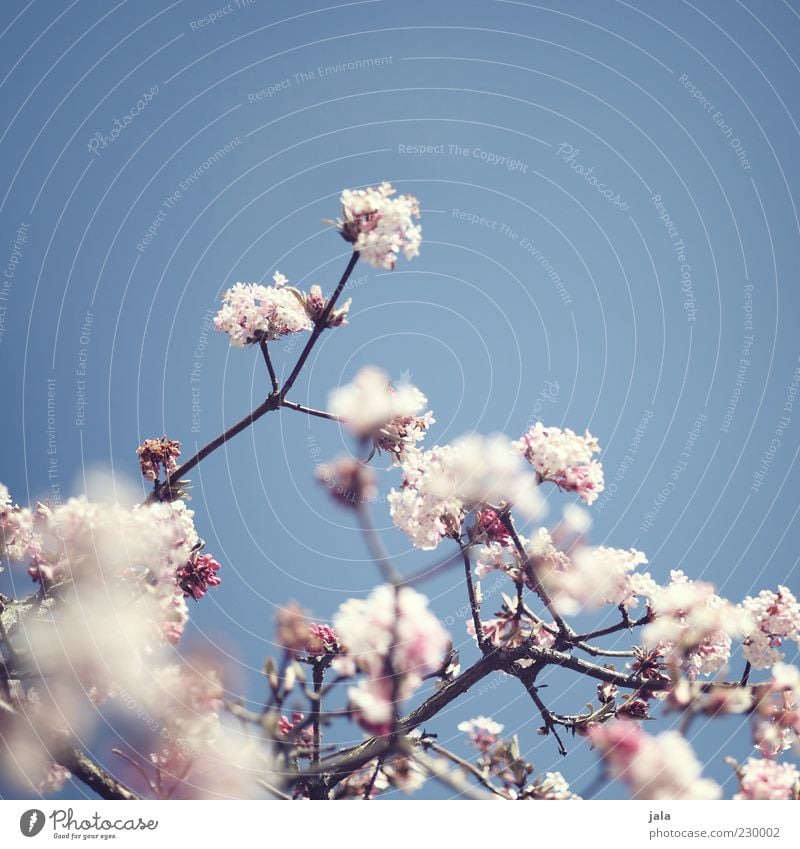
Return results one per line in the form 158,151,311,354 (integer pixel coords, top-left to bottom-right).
19,810,45,837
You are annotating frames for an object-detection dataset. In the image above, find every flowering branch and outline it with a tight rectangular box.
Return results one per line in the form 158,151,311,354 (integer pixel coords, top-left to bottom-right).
280,252,359,399
3,183,798,802
281,399,341,422
59,748,140,801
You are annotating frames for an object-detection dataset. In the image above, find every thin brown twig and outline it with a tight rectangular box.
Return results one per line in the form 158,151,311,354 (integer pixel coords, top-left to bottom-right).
500,511,571,638
458,540,490,655
519,668,568,756
281,399,341,422
356,501,401,585
260,339,279,394
280,252,359,398
421,739,505,798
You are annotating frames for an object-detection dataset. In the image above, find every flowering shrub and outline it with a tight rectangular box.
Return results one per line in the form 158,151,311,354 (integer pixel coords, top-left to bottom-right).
1,183,798,801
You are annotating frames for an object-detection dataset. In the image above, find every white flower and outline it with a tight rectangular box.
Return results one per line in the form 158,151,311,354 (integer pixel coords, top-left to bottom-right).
389,435,544,550
328,366,434,460
213,273,313,346
338,182,421,269
514,423,604,504
739,586,800,669
333,585,449,731
642,571,746,677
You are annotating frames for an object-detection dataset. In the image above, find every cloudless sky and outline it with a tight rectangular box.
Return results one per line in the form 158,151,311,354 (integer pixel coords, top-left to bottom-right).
1,0,799,799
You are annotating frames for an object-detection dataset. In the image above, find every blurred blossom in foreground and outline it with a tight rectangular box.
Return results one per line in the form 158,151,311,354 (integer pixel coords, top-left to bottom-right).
588,719,721,800
333,585,449,733
329,366,434,463
389,435,545,550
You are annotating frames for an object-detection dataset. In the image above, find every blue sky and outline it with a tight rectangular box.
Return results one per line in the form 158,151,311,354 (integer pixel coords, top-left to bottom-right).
1,0,799,799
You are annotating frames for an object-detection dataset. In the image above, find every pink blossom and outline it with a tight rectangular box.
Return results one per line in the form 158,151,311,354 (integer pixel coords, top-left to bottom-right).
641,570,745,677
328,366,434,461
468,610,556,650
588,719,721,799
734,757,799,800
316,456,377,506
752,663,800,757
306,622,339,655
473,508,511,546
513,423,605,504
740,586,800,669
389,435,544,550
542,543,649,616
457,716,504,750
294,283,351,327
333,585,449,732
213,273,313,347
528,771,580,800
0,483,38,564
177,552,222,600
136,437,181,482
337,182,422,270
278,711,314,749
474,540,525,583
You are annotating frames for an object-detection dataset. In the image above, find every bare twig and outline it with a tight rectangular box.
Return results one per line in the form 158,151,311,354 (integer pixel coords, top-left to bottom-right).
740,661,752,686
280,252,360,398
60,748,140,801
458,540,490,655
500,510,571,638
282,399,341,422
356,501,401,585
258,779,292,800
421,739,506,798
260,339,279,394
413,749,499,800
572,610,651,643
519,668,568,756
311,661,325,767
